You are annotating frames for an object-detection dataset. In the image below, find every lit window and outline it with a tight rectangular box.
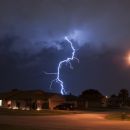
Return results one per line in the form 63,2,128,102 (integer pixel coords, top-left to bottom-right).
0,100,2,106
7,100,11,105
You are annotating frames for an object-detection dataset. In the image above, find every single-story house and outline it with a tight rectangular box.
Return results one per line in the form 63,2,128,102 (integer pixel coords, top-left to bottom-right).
0,89,65,110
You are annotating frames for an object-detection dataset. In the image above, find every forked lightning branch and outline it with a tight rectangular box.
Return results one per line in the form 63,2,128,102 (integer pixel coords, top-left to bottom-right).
45,36,79,95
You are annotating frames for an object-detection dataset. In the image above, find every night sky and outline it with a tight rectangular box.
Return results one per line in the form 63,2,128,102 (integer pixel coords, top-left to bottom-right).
1,0,130,96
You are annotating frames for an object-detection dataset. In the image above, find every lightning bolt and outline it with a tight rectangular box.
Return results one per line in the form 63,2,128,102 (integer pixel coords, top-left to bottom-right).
45,36,79,95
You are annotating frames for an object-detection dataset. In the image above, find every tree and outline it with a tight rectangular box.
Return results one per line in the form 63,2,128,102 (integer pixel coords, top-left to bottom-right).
80,89,104,101
118,89,129,106
110,94,117,98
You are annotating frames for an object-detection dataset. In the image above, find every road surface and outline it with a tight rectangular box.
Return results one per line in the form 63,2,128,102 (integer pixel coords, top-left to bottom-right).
0,113,130,130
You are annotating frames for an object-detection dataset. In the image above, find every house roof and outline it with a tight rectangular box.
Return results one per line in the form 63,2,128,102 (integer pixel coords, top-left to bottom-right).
0,90,56,100
64,94,78,101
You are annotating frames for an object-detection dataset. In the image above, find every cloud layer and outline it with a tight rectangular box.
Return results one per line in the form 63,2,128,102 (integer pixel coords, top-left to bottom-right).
0,0,130,56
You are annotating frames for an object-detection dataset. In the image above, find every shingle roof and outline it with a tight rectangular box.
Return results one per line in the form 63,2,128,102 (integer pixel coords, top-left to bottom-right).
0,90,54,100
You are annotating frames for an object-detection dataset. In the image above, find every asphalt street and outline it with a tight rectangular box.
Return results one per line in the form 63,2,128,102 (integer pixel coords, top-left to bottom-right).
0,113,130,130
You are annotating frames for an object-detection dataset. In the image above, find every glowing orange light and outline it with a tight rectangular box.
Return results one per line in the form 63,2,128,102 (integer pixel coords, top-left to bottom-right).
126,53,130,65
128,55,130,63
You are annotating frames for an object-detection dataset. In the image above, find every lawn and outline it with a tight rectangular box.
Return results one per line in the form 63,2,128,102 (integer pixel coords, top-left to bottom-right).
106,112,130,120
0,124,42,130
0,108,83,116
0,108,84,130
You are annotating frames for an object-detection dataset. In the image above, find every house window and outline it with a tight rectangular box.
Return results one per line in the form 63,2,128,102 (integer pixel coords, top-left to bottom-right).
7,100,11,107
0,100,2,106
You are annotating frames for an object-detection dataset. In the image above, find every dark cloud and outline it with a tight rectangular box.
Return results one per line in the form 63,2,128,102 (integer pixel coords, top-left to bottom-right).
0,0,130,51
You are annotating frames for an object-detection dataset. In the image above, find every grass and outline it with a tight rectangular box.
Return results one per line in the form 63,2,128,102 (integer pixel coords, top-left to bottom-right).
0,124,42,130
1,107,130,116
0,124,81,130
0,108,83,116
0,108,84,130
106,112,130,121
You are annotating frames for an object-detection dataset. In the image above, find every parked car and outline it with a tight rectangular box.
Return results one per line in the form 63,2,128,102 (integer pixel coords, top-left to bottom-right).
54,103,75,110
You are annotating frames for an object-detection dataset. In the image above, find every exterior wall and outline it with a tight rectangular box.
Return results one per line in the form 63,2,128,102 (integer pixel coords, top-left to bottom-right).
18,100,26,110
78,100,104,110
36,100,42,110
87,101,102,107
36,100,49,110
77,101,88,110
108,97,121,107
2,100,17,109
1,99,48,110
49,95,65,110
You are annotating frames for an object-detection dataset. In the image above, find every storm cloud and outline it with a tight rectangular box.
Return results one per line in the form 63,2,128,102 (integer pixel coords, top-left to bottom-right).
0,0,130,55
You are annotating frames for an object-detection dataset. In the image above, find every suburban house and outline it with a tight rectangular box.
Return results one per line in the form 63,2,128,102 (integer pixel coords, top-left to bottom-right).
77,97,107,110
107,95,121,107
77,89,108,110
107,95,130,108
64,94,78,107
0,89,108,110
0,89,65,110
